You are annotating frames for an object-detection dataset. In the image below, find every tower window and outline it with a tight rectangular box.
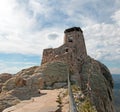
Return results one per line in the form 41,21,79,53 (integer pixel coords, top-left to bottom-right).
68,37,73,42
65,48,69,52
77,58,80,61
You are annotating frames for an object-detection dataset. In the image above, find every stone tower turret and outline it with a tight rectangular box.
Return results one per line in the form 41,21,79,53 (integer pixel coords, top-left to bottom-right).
41,27,87,65
64,27,87,59
41,27,87,84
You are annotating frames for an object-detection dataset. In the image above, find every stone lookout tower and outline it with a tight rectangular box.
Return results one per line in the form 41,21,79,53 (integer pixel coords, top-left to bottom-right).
41,27,87,82
64,27,87,58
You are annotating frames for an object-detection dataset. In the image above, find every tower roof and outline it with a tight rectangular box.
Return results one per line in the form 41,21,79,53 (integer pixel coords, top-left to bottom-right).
64,27,83,33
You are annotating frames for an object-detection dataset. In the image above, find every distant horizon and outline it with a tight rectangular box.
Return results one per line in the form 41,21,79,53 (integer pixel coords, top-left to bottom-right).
112,74,120,75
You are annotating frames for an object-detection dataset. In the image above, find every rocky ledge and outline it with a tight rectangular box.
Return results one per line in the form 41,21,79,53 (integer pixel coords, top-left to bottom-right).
0,62,68,111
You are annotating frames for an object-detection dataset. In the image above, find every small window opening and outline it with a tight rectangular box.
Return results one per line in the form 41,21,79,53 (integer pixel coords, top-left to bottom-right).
68,37,73,42
77,58,80,61
65,48,69,52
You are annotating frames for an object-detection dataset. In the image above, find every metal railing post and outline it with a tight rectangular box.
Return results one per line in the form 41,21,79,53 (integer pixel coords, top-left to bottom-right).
68,69,78,112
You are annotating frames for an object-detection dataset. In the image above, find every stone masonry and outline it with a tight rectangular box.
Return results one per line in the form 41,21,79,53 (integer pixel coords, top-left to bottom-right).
41,27,87,84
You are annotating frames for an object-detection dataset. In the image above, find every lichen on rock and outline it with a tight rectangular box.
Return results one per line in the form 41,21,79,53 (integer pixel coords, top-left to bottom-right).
40,61,68,87
79,56,115,112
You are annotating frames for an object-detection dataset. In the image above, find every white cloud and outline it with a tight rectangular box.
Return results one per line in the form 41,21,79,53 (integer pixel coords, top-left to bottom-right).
0,62,19,74
47,32,59,40
0,64,31,74
83,22,120,61
28,0,52,18
82,15,120,74
111,9,120,26
0,60,38,74
0,0,35,33
0,0,64,55
0,27,64,55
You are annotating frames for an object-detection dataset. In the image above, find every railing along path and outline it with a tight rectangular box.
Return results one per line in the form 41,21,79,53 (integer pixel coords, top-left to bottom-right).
68,70,78,112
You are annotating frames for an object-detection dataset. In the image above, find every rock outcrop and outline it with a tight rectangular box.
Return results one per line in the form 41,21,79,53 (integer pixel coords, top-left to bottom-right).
80,56,114,112
0,73,12,93
0,62,68,111
0,73,12,83
39,61,68,88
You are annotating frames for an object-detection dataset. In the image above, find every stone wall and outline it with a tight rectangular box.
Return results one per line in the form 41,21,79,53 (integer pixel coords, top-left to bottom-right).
41,27,87,78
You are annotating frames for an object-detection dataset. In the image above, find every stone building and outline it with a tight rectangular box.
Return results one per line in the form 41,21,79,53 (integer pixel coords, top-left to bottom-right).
41,27,87,83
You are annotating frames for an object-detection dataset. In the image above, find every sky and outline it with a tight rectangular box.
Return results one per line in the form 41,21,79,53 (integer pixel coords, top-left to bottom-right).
0,0,120,74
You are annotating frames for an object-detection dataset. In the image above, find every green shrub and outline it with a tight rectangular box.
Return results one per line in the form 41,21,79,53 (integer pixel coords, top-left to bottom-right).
78,98,97,112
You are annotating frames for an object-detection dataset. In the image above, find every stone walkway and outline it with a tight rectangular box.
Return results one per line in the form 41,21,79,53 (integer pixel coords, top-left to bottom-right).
3,89,61,112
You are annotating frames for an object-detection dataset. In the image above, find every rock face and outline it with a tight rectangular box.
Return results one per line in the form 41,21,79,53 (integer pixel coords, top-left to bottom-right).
0,93,20,112
0,67,41,111
40,61,68,87
0,73,12,83
80,56,114,112
0,73,12,93
0,62,68,111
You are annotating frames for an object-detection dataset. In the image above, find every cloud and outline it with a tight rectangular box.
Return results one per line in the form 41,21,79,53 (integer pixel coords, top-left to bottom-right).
47,33,59,40
111,9,120,26
0,27,64,55
0,63,33,74
53,0,119,26
83,22,120,61
0,0,66,55
0,0,35,32
0,60,39,74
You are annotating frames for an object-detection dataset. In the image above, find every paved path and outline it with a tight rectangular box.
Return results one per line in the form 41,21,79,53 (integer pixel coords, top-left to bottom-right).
3,89,60,112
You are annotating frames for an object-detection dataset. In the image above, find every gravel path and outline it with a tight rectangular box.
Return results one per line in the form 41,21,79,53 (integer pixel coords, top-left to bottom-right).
3,89,61,112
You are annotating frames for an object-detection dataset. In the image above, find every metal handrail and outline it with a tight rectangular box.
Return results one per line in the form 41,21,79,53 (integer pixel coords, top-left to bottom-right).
68,70,78,112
